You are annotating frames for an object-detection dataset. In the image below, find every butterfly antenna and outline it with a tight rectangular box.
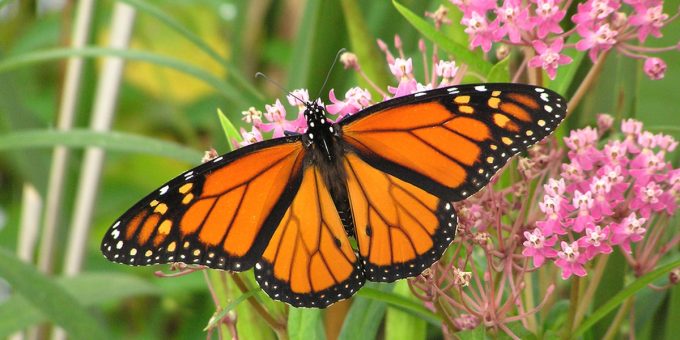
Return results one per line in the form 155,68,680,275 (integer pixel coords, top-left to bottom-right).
316,48,347,100
255,72,305,104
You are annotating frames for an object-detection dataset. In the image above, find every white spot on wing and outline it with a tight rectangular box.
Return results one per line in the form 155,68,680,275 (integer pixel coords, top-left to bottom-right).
159,185,169,195
544,105,553,112
112,221,120,229
111,229,120,239
212,156,223,163
474,85,487,92
535,88,545,92
540,93,549,102
414,92,426,97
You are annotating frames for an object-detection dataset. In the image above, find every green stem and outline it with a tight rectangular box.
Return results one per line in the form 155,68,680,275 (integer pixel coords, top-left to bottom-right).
566,51,609,113
562,276,581,340
573,254,610,328
602,298,634,340
229,273,287,338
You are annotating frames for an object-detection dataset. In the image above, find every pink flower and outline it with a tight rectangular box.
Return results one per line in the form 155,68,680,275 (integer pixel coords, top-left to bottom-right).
643,57,667,80
531,0,566,38
537,195,568,235
326,87,372,119
578,225,613,260
576,23,618,61
436,60,460,86
495,0,530,43
564,126,600,170
237,126,263,148
570,190,596,232
589,176,615,219
258,99,305,138
611,213,646,253
597,113,614,133
287,89,310,107
572,0,620,26
241,107,262,124
388,58,413,79
629,4,668,42
528,38,572,79
555,241,588,279
461,11,501,52
630,182,666,218
522,228,558,267
544,178,566,197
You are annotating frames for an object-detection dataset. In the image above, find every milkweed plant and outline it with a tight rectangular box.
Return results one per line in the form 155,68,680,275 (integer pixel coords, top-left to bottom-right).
185,1,680,339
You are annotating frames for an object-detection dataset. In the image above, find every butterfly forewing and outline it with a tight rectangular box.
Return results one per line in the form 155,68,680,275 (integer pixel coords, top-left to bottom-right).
101,137,306,271
340,83,567,201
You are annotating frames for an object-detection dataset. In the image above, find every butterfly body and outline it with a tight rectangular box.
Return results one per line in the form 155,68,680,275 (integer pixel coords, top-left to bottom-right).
101,83,567,308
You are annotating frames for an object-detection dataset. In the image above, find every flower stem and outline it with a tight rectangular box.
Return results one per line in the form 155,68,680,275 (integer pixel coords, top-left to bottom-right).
562,276,581,340
573,254,610,328
602,297,634,340
566,51,609,113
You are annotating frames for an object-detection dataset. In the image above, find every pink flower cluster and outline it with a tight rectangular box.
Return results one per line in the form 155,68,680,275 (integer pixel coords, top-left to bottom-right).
524,116,679,279
451,0,678,80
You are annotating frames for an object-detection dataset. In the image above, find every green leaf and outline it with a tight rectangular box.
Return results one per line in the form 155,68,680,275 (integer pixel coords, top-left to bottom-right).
116,0,263,105
457,326,487,340
287,0,346,91
0,249,113,339
392,0,491,75
218,108,242,152
573,258,680,337
487,56,511,83
339,283,392,340
340,0,392,97
385,280,427,340
0,272,159,337
288,308,326,340
203,288,260,331
0,129,202,164
357,286,441,326
0,47,250,108
664,284,680,340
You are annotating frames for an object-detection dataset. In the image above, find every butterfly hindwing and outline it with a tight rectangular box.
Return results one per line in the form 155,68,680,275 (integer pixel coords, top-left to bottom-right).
254,165,365,308
340,83,567,201
343,153,457,282
101,137,306,271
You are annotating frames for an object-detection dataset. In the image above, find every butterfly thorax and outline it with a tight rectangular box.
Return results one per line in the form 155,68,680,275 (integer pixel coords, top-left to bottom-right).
302,101,355,236
302,101,339,162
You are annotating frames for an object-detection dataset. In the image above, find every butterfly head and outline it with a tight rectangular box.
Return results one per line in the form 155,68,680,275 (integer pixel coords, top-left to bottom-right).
303,100,337,161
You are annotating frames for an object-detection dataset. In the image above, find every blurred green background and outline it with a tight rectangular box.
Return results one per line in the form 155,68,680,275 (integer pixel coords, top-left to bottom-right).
1,0,679,339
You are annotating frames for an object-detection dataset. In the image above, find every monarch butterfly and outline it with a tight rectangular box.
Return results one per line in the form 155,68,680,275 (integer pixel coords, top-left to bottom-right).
101,83,566,308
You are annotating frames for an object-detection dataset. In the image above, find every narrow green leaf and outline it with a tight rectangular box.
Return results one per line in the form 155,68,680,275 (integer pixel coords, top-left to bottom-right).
385,280,427,340
0,129,202,163
116,0,263,105
392,0,491,75
340,0,392,96
218,108,242,152
357,286,441,326
0,47,250,108
288,308,326,340
203,288,260,331
487,56,511,83
664,285,680,340
0,248,112,339
339,283,392,340
573,258,680,337
287,0,345,91
0,272,159,337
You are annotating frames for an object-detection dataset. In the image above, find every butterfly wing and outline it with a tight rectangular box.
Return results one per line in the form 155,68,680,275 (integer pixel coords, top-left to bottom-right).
254,165,365,308
343,153,456,281
100,137,306,271
340,83,567,201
